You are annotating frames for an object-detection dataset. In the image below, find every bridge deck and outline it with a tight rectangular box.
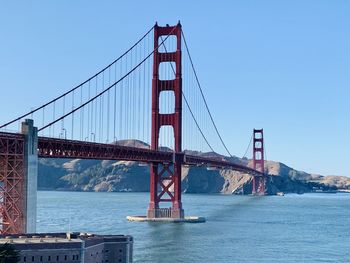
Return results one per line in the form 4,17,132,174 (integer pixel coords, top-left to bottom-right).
0,132,262,176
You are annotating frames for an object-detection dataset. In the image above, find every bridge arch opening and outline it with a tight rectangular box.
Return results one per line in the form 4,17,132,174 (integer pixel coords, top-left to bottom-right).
157,35,177,53
255,141,262,148
159,91,175,114
255,151,262,160
158,62,176,80
158,125,175,151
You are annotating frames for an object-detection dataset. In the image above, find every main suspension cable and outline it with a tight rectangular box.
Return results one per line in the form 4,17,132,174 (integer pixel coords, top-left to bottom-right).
159,36,215,153
243,133,253,159
0,25,155,129
181,30,233,157
38,26,176,132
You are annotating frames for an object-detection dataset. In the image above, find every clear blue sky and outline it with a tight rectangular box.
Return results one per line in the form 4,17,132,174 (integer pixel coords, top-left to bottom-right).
0,1,349,176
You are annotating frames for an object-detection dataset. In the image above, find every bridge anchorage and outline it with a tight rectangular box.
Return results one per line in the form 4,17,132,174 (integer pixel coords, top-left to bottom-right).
0,21,268,232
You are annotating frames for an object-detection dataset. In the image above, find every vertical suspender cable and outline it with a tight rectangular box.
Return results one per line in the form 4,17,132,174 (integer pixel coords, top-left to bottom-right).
132,47,136,142
120,57,123,140
53,101,55,137
95,76,98,141
107,67,111,142
114,63,117,142
126,56,129,140
147,33,151,147
42,107,45,136
138,43,141,142
143,38,146,143
0,26,154,130
182,30,232,157
62,96,65,134
88,81,91,140
100,72,104,142
71,90,74,139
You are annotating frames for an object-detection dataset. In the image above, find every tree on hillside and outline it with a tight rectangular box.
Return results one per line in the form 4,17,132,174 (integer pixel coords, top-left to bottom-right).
0,243,20,263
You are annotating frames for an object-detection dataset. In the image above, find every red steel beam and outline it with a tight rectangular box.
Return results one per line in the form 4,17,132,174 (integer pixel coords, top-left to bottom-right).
0,132,25,234
38,136,262,176
0,132,264,176
37,137,174,163
183,154,263,176
0,131,264,234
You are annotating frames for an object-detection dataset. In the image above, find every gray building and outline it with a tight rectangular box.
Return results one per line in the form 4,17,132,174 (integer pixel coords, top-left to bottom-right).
0,232,133,263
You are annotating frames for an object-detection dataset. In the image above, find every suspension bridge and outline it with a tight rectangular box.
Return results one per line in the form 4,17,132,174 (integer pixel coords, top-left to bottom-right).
0,22,267,234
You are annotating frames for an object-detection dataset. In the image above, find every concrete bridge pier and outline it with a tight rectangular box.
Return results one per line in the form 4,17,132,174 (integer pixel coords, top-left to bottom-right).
21,119,38,233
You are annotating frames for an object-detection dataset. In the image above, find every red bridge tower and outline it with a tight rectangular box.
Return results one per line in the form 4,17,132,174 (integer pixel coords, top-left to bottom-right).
252,129,265,195
147,22,184,218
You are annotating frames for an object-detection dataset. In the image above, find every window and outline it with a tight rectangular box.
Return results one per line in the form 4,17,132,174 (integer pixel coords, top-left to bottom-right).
64,255,67,260
40,256,43,262
105,250,109,253
56,255,59,261
32,256,35,262
48,256,51,261
23,256,26,262
76,255,79,260
72,255,75,260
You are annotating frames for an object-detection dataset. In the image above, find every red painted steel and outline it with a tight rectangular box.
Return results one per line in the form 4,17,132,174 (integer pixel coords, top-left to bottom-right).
0,22,270,232
37,136,263,176
184,155,263,176
0,132,25,234
252,129,265,195
148,22,184,218
0,129,264,234
38,137,174,163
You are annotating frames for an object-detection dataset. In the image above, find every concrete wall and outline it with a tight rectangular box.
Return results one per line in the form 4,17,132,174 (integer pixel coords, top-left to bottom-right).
19,248,82,263
21,119,38,233
103,238,133,263
81,235,133,263
3,234,133,263
84,243,104,263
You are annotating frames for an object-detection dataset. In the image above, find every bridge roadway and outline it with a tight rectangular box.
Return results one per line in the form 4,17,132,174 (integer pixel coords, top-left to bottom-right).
0,131,262,176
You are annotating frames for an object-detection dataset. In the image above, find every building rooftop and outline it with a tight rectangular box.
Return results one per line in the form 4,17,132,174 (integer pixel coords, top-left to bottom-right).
0,232,132,246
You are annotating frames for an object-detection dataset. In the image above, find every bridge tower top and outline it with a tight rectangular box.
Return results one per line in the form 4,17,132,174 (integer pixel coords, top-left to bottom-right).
151,21,182,152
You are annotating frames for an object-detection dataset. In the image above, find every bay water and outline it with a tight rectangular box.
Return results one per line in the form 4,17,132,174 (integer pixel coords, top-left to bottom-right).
37,191,350,262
